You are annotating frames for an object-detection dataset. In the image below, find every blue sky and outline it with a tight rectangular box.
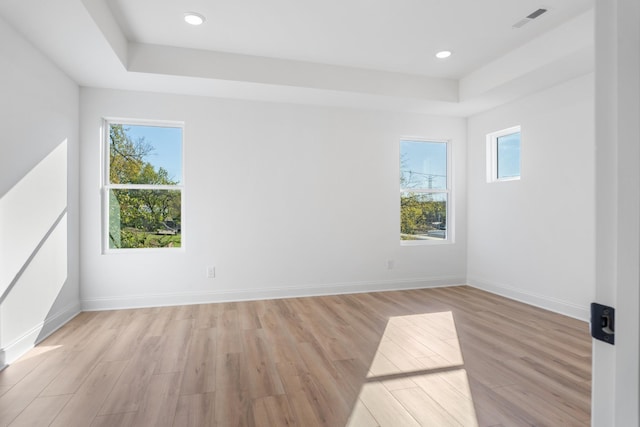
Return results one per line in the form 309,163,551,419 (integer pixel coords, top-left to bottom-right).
124,125,183,183
400,140,447,190
497,132,521,179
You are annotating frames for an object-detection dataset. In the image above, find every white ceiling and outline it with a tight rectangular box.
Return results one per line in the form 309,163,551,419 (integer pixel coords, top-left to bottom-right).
0,0,595,116
109,0,592,79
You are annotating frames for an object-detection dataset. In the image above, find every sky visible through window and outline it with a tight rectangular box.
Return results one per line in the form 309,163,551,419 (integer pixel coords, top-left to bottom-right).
400,140,447,189
124,125,183,183
497,132,520,179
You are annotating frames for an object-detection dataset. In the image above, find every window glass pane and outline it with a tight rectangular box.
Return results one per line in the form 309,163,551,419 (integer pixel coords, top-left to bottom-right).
400,141,447,190
109,124,183,185
497,132,520,179
400,192,447,240
109,189,181,249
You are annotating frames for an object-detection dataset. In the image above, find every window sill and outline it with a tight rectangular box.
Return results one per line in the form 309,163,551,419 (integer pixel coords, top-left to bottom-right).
400,239,452,246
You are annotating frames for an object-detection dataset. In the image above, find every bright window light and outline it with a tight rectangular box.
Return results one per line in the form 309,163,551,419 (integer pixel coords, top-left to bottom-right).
486,126,521,182
400,139,451,243
103,120,184,251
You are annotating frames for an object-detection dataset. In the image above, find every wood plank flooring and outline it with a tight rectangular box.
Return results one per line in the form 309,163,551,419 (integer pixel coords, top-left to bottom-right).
0,286,591,426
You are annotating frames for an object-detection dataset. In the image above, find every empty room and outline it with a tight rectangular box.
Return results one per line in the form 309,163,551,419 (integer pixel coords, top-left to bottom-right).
0,0,638,426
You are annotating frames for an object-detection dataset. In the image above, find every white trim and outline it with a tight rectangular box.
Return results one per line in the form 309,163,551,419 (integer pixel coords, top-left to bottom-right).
103,117,185,128
400,238,451,246
467,276,589,321
486,125,521,183
102,246,184,255
593,1,640,423
81,277,466,311
106,184,184,190
0,301,81,368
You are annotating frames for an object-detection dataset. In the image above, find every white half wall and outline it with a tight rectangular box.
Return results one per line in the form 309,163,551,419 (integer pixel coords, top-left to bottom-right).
79,88,467,310
0,16,80,366
466,73,595,320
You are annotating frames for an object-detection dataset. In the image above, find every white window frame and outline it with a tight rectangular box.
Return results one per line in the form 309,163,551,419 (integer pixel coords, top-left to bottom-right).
487,125,521,183
400,138,453,246
102,118,185,254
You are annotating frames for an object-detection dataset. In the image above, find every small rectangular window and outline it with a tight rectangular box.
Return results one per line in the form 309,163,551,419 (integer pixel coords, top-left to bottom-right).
103,120,184,251
400,139,450,243
487,126,521,182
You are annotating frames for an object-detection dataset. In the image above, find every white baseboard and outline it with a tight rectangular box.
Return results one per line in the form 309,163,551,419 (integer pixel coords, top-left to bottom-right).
81,276,466,311
0,301,81,368
467,277,590,321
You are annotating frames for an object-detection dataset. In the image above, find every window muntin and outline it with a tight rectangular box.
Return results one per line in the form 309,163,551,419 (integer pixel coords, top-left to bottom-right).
400,140,450,242
103,120,184,251
488,126,521,182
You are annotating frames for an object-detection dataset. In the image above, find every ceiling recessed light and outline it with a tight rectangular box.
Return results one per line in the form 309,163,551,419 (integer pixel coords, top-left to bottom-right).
435,50,452,59
184,12,205,26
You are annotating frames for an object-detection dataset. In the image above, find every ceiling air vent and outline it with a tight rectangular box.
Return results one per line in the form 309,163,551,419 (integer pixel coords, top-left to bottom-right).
512,8,548,28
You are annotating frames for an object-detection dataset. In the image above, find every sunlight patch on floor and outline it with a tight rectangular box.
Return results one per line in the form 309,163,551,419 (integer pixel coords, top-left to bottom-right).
347,312,478,427
12,345,64,363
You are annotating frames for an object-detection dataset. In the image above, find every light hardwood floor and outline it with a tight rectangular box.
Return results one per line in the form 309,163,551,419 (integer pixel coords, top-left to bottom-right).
0,286,591,426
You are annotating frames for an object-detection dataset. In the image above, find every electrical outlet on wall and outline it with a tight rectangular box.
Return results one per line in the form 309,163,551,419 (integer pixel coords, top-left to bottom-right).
386,259,395,270
206,266,216,278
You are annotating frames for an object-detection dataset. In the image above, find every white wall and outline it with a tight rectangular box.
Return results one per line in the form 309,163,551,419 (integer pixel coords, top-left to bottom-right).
0,16,80,366
466,73,595,320
80,88,467,309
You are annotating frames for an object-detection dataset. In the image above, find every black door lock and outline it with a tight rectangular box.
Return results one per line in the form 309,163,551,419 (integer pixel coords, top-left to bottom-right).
591,303,615,345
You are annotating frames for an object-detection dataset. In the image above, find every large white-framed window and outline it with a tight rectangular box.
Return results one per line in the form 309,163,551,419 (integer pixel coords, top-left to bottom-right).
400,138,451,244
103,118,184,252
487,126,521,182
